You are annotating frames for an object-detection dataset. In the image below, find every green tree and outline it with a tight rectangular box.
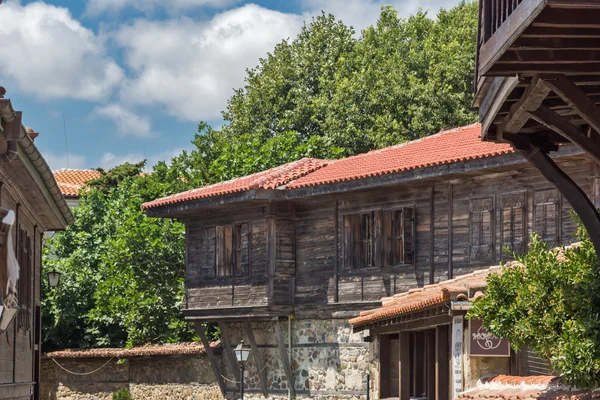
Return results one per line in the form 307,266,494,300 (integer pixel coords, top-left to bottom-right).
165,3,478,185
468,218,600,387
42,164,198,349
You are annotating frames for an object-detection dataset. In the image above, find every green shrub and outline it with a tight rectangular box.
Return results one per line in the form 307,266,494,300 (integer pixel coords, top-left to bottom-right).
469,216,600,387
113,388,132,400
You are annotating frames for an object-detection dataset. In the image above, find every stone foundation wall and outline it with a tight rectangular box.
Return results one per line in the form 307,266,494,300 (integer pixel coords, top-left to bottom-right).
218,317,371,400
41,354,221,400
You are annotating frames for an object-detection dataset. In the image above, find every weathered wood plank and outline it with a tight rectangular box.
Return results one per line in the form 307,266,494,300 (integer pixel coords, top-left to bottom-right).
244,321,267,396
218,321,241,389
542,74,600,135
505,133,600,258
273,319,295,397
195,322,227,396
498,75,552,137
529,105,600,164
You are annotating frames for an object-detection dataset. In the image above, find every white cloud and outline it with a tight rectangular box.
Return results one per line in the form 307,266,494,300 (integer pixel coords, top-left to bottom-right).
44,152,87,171
302,0,463,32
93,104,154,138
0,2,123,101
86,0,239,15
115,4,304,121
100,148,185,170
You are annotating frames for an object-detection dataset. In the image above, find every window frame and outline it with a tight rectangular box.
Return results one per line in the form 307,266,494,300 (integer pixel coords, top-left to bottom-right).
532,188,561,246
342,204,415,271
198,221,252,281
469,196,496,263
500,191,527,259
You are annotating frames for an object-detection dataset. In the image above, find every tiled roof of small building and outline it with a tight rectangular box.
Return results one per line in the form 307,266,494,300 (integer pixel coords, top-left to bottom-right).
143,123,516,211
142,157,328,210
285,123,513,189
349,265,506,328
53,169,101,198
44,342,217,359
458,375,599,400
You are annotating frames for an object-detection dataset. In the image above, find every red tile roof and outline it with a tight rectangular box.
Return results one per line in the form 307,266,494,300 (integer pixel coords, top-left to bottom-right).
44,341,218,359
349,265,503,328
458,375,599,400
142,157,328,210
53,169,102,198
286,123,513,189
142,123,517,211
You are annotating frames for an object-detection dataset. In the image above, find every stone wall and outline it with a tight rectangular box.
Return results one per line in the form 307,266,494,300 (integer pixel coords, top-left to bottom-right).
41,354,221,400
218,317,371,400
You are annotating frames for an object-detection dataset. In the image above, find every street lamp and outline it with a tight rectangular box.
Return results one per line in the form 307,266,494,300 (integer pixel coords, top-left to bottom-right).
234,340,251,399
47,270,61,288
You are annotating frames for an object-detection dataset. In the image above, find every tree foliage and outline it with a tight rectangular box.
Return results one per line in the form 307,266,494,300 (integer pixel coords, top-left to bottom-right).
42,3,479,349
468,219,600,387
164,2,478,184
42,163,197,349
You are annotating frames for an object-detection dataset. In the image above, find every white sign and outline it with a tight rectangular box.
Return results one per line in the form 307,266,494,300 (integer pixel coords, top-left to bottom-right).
451,316,463,400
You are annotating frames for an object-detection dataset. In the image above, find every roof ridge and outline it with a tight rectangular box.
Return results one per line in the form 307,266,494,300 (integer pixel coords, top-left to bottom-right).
53,168,100,173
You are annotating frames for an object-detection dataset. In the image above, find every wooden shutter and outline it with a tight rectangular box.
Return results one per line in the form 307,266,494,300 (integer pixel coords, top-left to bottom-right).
276,220,295,274
200,227,216,279
470,198,494,260
343,214,361,269
360,213,374,267
216,225,233,276
403,207,414,265
534,189,560,246
501,194,526,258
233,223,250,276
381,211,394,267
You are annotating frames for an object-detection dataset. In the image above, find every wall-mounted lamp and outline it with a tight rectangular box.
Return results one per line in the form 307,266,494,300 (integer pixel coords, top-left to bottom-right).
47,270,62,288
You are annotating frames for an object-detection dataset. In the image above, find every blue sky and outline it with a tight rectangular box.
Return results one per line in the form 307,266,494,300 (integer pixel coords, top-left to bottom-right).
0,0,461,171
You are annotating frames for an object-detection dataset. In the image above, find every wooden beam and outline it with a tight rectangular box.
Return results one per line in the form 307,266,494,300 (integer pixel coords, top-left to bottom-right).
498,75,551,138
512,37,600,50
435,325,450,400
218,320,241,389
505,133,600,259
487,63,600,76
266,215,276,302
273,318,296,398
529,105,600,164
429,186,435,285
498,50,600,64
399,332,411,400
244,321,267,397
195,322,227,396
542,74,600,134
447,184,453,279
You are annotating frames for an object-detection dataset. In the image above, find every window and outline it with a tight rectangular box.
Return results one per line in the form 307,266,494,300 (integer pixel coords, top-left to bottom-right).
276,220,295,274
343,207,414,269
470,198,494,260
500,194,526,258
533,189,560,246
199,223,250,279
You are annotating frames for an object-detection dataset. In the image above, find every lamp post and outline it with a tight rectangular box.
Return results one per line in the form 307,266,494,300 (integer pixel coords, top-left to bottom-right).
234,340,251,399
46,270,61,288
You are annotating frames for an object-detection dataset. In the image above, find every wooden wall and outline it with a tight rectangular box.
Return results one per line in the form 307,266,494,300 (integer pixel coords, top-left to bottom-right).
184,154,595,317
0,173,44,392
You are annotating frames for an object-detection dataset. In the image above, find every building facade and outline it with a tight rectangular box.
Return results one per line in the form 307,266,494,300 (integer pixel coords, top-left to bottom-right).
0,89,73,400
144,124,594,399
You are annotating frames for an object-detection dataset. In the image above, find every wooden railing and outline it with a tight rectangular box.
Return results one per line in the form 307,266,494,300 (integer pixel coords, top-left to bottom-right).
480,0,524,44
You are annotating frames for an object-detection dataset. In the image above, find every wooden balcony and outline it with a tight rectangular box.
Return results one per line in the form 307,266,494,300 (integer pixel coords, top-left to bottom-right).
474,0,600,142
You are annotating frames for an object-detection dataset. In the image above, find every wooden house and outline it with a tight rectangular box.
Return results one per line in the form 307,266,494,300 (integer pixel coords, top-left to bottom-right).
143,123,594,399
473,0,600,260
0,88,73,400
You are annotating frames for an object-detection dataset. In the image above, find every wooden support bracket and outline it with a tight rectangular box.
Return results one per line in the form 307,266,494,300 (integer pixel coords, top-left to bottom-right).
529,105,600,165
273,318,295,398
195,322,227,396
541,74,600,135
244,320,268,397
218,320,241,389
497,75,552,138
504,133,600,260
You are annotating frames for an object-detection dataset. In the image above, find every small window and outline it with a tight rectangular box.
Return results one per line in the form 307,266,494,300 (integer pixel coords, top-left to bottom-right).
200,222,250,279
501,194,526,258
470,198,494,260
533,189,560,246
343,207,414,269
